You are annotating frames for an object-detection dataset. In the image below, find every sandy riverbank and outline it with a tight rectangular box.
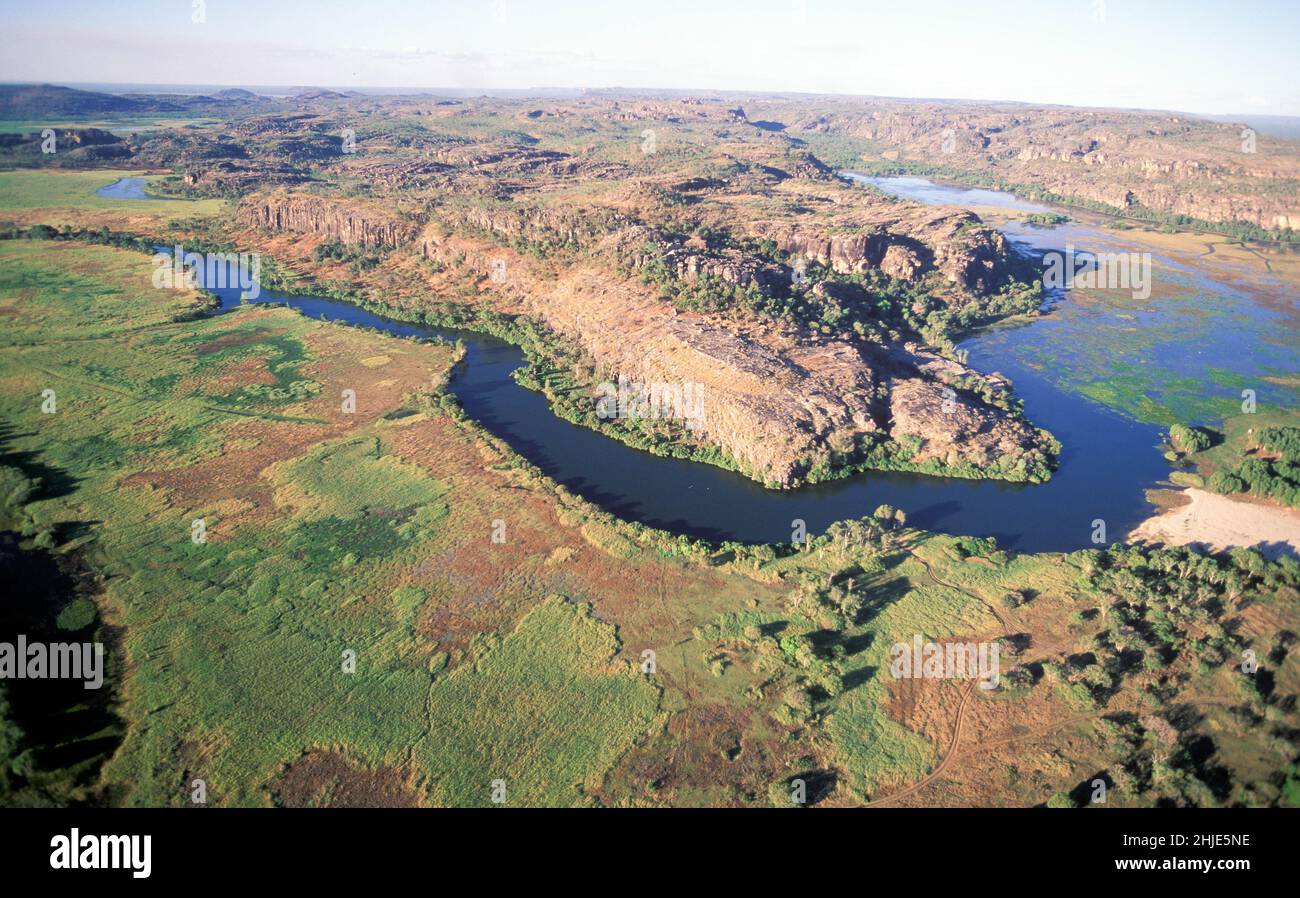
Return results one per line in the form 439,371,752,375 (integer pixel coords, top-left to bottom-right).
1128,488,1300,559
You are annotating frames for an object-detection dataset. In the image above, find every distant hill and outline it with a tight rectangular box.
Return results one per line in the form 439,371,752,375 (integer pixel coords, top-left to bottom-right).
1200,113,1300,142
290,88,349,100
0,83,275,119
0,83,181,118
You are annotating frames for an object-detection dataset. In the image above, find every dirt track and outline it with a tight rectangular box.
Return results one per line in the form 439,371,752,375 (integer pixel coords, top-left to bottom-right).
864,551,1004,807
865,678,978,807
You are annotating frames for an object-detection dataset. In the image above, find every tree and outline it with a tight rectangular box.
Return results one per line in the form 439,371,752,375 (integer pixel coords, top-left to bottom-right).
0,684,28,798
1208,470,1246,495
1168,423,1211,454
872,504,899,528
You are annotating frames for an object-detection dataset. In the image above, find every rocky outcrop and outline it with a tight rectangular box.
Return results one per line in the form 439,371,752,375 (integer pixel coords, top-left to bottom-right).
179,161,308,195
432,144,571,172
748,209,1016,293
614,225,778,291
424,204,631,256
238,191,420,247
0,127,131,165
325,159,453,190
887,378,1029,470
419,232,1052,487
534,267,1048,486
789,101,1300,232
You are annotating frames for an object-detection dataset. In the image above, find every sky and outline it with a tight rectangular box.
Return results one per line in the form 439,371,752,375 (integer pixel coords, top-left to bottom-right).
2,0,1298,115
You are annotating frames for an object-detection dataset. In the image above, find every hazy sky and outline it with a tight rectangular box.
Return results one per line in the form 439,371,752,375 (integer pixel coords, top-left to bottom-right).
2,0,1297,114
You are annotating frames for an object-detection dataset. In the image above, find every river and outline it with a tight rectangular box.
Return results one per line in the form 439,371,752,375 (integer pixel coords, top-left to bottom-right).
171,176,1300,553
96,177,177,200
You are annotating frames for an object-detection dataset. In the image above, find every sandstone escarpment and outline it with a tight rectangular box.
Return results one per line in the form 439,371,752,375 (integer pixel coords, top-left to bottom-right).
533,267,1047,486
420,227,1050,487
186,93,1063,489
606,201,1020,300
748,209,1016,292
788,101,1300,232
238,191,421,247
426,203,631,255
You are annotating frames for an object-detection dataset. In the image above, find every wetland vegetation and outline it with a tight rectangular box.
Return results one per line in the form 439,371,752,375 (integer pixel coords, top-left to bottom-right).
1,78,1297,810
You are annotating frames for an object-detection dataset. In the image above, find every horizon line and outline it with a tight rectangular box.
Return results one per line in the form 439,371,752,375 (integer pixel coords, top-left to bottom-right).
5,80,1297,124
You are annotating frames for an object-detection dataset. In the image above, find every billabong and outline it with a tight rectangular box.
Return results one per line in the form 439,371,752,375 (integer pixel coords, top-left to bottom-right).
1042,244,1151,300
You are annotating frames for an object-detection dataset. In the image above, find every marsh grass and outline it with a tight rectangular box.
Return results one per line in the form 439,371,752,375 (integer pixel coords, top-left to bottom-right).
0,169,227,216
0,239,662,805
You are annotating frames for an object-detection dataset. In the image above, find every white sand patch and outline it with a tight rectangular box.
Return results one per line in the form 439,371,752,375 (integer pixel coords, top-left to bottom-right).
1129,488,1300,559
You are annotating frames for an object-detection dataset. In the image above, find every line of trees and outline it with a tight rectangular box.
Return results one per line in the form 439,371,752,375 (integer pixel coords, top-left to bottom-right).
1207,426,1300,508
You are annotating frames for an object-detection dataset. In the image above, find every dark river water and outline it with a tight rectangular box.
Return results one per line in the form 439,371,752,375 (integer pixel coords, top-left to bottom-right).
173,178,1221,553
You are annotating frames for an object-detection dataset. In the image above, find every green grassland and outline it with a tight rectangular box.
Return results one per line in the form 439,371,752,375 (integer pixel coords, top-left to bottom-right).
0,168,227,216
0,118,219,136
265,436,450,521
414,596,660,806
0,238,212,343
0,239,661,806
2,237,1296,808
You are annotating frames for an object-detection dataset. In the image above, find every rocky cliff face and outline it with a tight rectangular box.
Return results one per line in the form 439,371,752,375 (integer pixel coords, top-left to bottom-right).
425,203,630,255
419,230,1052,487
238,192,421,248
786,101,1300,231
213,94,1059,488
747,209,1014,292
542,267,1048,486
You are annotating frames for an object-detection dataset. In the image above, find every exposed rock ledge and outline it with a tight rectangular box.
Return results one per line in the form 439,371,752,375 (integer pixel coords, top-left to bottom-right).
747,209,1015,293
238,191,421,248
550,268,1049,486
422,231,1054,487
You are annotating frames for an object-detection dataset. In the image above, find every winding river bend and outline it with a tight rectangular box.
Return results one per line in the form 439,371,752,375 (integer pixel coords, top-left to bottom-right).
97,177,176,200
174,176,1295,553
